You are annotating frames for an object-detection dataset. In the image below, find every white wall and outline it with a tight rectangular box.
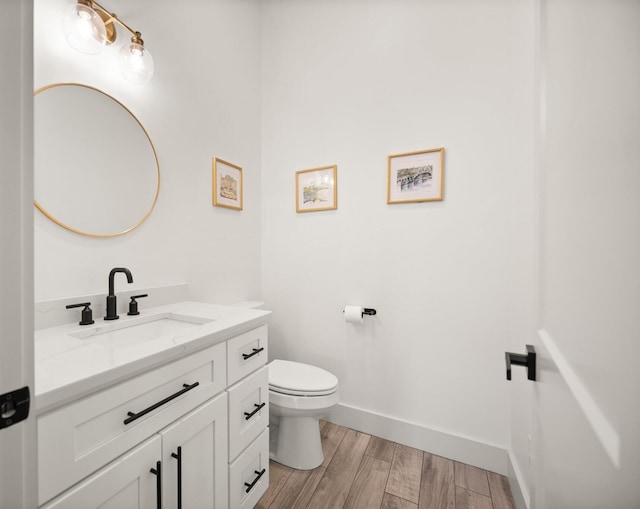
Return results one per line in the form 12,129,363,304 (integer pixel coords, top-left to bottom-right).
34,0,263,307
261,0,534,465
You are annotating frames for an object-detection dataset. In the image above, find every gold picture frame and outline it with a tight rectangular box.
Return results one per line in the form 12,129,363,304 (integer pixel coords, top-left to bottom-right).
387,147,444,204
213,157,243,210
295,165,338,213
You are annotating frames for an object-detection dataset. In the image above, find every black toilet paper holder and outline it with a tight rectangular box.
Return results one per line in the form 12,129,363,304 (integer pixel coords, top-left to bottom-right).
342,307,377,317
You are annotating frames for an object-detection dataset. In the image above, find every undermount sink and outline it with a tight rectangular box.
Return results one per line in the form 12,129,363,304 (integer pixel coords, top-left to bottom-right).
69,312,213,346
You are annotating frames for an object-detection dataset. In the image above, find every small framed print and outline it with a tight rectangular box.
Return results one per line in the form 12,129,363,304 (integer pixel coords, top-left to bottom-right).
213,157,243,210
295,165,337,213
387,147,444,204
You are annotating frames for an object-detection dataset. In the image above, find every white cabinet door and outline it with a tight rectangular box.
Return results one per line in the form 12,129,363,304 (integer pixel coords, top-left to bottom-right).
42,435,162,509
160,393,229,509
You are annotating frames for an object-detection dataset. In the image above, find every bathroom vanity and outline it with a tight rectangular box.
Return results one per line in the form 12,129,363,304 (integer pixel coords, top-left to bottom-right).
34,300,270,509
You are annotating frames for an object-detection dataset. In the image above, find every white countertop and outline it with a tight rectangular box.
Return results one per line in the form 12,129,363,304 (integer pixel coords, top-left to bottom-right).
35,301,271,414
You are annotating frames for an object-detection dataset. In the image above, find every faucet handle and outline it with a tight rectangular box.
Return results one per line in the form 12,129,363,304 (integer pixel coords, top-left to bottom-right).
66,302,95,326
127,294,148,316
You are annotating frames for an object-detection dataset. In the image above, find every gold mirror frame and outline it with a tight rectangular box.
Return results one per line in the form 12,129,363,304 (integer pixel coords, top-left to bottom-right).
34,83,160,238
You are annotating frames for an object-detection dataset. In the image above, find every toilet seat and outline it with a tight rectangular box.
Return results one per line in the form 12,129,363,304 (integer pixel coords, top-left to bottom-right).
269,360,338,397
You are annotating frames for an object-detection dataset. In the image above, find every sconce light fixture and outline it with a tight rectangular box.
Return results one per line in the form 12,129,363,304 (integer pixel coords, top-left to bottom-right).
62,0,154,85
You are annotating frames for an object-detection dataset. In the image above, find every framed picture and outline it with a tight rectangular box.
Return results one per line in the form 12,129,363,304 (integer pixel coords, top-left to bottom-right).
213,157,243,210
296,165,338,213
387,147,444,204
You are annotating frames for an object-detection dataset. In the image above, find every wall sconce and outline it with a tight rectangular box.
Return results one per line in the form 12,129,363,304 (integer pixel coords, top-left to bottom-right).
62,0,154,85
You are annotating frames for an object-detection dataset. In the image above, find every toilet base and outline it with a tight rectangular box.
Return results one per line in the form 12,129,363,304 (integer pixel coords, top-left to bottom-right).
269,415,324,470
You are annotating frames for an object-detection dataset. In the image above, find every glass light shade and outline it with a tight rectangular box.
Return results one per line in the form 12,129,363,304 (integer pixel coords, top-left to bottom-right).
120,42,154,85
61,3,107,55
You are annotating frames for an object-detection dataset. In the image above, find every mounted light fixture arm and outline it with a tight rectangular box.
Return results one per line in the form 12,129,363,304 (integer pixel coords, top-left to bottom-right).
63,0,155,84
81,0,146,46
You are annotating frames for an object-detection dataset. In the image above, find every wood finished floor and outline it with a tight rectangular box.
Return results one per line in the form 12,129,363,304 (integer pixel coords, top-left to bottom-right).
257,421,516,509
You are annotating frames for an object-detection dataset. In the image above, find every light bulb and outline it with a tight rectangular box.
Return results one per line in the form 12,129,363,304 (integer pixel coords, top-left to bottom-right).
120,40,154,85
61,2,107,55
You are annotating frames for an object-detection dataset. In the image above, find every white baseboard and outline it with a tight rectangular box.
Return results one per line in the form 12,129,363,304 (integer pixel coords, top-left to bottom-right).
327,402,508,475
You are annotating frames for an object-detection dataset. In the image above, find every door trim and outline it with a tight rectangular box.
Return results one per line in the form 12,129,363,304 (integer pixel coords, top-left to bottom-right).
0,1,36,508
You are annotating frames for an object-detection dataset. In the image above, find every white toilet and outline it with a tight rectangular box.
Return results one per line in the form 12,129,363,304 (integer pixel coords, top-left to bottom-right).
268,359,339,470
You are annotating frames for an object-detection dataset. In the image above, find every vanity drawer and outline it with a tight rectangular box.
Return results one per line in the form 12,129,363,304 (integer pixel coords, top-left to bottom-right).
228,365,269,461
229,428,270,509
227,325,268,385
38,342,226,506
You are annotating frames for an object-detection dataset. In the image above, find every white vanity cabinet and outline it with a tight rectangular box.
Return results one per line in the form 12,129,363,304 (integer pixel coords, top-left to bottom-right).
37,323,269,509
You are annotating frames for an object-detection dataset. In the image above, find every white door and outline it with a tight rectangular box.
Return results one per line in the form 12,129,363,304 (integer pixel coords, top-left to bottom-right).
527,0,640,507
0,1,36,508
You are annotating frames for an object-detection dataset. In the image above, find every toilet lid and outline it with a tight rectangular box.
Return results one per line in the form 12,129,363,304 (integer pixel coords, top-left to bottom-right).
269,360,338,396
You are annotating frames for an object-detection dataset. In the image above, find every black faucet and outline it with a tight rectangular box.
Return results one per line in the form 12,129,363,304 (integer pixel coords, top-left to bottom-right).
105,267,133,320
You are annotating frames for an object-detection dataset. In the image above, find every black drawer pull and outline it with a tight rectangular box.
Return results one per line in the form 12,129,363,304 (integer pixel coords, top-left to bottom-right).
124,382,200,425
244,402,266,420
150,460,162,509
242,347,264,360
244,468,266,493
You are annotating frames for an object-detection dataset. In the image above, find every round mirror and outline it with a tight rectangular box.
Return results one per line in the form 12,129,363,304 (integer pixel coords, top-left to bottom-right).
34,83,160,237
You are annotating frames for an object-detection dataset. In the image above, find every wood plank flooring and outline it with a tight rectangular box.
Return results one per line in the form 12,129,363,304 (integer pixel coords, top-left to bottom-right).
257,421,516,509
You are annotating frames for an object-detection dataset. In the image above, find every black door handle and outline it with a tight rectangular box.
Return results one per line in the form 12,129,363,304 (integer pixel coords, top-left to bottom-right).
505,345,536,381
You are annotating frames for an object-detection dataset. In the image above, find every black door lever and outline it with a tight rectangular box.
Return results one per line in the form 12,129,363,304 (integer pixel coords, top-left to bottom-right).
505,345,536,381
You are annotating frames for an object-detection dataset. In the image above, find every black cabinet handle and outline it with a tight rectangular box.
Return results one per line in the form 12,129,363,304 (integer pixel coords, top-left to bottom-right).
242,347,264,360
244,402,266,420
171,446,182,509
150,461,162,509
244,468,266,493
124,382,200,425
505,345,536,381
